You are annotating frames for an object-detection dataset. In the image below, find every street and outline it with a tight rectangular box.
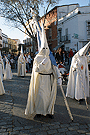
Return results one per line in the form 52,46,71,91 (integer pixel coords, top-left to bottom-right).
0,69,90,135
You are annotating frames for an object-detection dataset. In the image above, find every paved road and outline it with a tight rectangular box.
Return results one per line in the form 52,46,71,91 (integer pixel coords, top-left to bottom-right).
0,69,90,135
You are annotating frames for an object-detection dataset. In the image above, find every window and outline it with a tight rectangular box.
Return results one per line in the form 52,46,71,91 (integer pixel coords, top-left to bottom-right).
48,27,52,39
58,29,62,42
65,28,68,40
87,22,90,35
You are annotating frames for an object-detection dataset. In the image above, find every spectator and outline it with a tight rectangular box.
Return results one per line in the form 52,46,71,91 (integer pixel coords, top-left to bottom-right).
7,52,11,61
62,50,66,65
69,49,73,67
55,47,63,64
10,57,15,69
73,50,77,55
3,55,6,69
25,54,29,72
28,52,32,72
14,54,18,69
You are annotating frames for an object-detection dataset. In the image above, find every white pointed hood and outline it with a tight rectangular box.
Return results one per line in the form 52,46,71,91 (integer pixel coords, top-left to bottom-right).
21,45,23,54
38,22,50,56
79,42,90,56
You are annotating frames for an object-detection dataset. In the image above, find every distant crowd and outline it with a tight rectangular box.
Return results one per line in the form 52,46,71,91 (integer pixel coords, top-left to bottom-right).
53,47,77,67
2,52,34,73
1,48,77,72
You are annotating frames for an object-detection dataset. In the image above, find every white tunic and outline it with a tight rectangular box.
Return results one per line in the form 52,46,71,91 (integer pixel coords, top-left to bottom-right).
0,76,5,95
4,61,12,80
25,53,58,116
18,54,26,76
66,53,89,100
25,22,62,116
0,58,4,81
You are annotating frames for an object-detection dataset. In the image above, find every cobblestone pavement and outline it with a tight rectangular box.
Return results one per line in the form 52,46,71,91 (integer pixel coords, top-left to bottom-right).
0,69,90,135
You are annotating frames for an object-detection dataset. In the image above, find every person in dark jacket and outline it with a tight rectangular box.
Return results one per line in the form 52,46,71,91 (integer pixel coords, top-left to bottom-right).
55,47,63,64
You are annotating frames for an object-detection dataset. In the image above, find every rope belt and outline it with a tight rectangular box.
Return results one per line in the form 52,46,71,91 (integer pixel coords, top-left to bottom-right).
39,73,53,75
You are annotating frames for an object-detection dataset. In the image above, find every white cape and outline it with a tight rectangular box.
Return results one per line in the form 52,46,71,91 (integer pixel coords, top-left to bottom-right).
0,76,5,95
4,62,12,80
25,54,58,116
18,55,26,76
66,52,89,100
0,58,4,81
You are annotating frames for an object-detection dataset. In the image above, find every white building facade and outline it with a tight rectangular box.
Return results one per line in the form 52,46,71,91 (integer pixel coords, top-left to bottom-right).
57,5,90,51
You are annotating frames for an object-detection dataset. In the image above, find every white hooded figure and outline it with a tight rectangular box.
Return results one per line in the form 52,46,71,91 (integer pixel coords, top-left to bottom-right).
0,51,4,81
4,57,12,80
25,23,62,118
18,46,26,77
0,50,5,95
66,42,89,102
0,75,5,95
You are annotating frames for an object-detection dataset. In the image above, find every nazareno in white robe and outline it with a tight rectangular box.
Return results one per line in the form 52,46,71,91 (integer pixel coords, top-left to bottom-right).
4,61,12,80
0,76,5,95
25,21,62,116
0,57,5,95
0,57,4,81
66,52,89,100
25,52,58,116
18,54,26,77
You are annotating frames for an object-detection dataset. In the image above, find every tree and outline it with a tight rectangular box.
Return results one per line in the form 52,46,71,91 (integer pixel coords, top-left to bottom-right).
0,0,59,40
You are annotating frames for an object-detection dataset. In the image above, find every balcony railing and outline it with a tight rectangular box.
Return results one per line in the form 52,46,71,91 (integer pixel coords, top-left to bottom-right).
87,34,90,40
60,34,71,43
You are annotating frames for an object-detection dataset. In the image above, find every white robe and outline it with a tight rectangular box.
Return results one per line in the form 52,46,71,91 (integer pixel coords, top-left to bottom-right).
0,58,4,81
4,62,12,80
66,53,89,100
25,54,58,116
0,76,5,95
18,55,26,76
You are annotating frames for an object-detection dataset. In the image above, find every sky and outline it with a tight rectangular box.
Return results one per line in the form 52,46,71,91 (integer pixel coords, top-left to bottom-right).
0,0,90,43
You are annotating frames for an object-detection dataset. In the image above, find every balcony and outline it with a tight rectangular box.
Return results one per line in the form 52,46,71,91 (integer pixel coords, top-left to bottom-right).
60,34,71,43
87,34,90,40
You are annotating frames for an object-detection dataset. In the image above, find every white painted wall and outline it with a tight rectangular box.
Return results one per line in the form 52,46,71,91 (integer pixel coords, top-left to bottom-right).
57,6,90,51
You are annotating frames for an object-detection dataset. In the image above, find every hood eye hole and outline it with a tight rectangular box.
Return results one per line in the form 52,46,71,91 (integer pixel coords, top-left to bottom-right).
43,47,48,49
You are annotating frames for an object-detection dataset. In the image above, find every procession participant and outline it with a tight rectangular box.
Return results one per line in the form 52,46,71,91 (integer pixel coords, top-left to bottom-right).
25,23,62,119
3,55,6,70
66,42,89,104
0,75,5,95
87,50,90,70
0,50,5,95
17,46,26,77
4,57,12,80
0,50,4,81
28,52,33,72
